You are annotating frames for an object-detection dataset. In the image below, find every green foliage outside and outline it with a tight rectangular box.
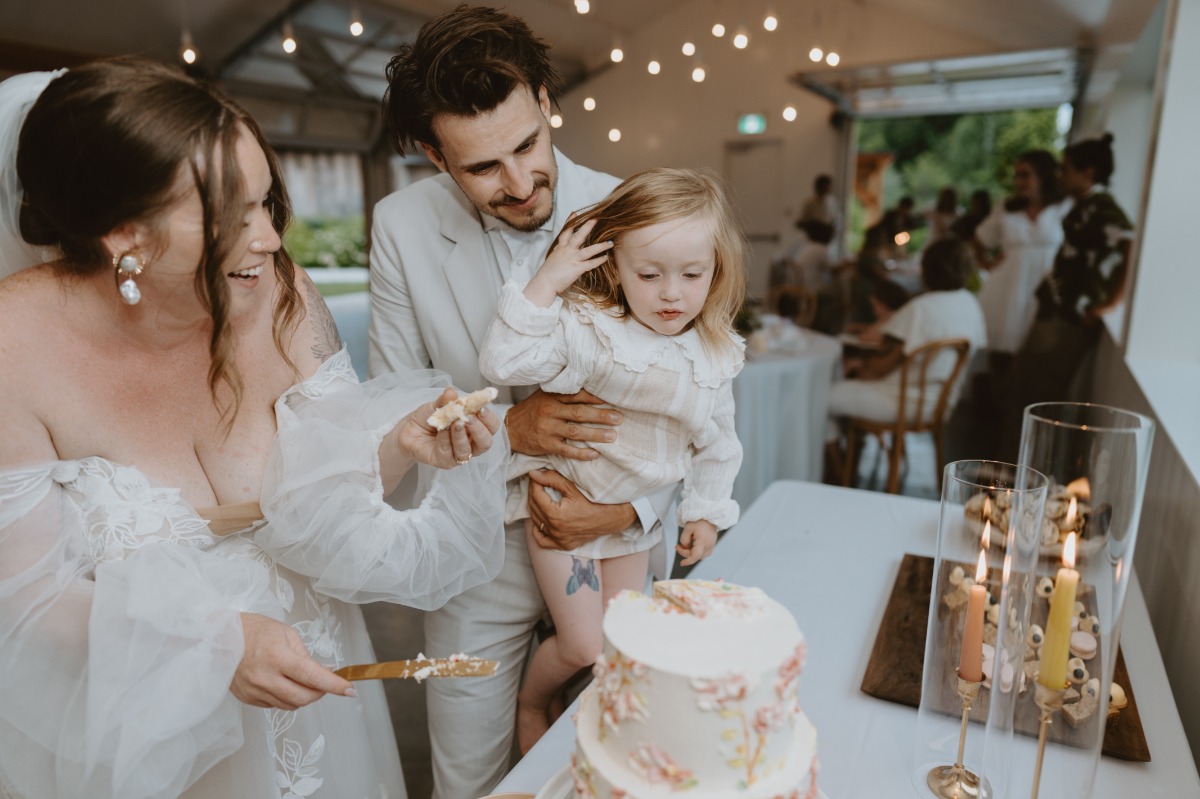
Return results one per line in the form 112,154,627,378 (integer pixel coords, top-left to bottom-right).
850,108,1061,253
284,216,367,269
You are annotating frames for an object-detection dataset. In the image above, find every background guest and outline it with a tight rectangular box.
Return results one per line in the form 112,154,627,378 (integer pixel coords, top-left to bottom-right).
830,238,986,428
999,134,1133,460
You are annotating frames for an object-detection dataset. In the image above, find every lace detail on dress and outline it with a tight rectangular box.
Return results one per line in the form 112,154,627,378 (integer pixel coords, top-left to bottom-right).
286,348,359,403
54,457,218,565
580,305,745,388
294,586,345,666
270,710,328,799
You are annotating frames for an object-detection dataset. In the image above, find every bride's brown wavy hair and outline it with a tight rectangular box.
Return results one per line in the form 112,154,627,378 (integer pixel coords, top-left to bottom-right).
562,167,747,356
17,57,303,428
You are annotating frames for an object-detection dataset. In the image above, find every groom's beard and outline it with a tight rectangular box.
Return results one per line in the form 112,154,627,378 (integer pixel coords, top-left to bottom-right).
484,173,555,233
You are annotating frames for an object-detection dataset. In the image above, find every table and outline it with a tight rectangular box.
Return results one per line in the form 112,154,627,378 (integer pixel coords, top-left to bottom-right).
495,481,1200,798
731,331,841,511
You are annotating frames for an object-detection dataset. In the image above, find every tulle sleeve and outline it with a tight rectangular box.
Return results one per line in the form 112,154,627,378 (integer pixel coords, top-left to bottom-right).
257,349,507,611
0,462,277,799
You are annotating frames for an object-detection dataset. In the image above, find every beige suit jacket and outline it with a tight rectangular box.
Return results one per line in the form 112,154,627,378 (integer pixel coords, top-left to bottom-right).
368,150,678,579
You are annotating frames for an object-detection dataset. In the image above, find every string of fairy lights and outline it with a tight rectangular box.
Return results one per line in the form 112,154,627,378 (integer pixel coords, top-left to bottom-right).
176,0,848,142
563,0,848,142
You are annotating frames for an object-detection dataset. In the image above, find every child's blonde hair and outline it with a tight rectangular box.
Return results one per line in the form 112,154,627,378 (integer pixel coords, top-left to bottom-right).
562,167,747,353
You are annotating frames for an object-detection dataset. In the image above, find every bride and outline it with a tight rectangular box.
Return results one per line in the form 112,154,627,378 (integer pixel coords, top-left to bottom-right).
0,59,505,798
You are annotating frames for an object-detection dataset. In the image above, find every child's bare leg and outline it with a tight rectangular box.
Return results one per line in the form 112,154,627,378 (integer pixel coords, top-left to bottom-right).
541,548,652,729
600,548,651,609
517,522,605,754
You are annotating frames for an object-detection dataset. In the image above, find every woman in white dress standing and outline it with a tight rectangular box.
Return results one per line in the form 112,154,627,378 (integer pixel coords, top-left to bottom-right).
0,60,506,799
974,150,1071,360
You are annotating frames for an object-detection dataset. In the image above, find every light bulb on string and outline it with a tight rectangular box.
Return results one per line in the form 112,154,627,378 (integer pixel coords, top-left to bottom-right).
682,41,696,56
647,60,661,75
711,22,726,37
808,46,823,62
782,106,797,121
575,0,590,13
733,28,749,49
608,128,621,142
763,12,778,31
583,97,596,111
825,51,840,66
550,113,563,128
282,20,297,54
349,4,363,36
610,46,624,63
179,29,198,65
692,64,706,82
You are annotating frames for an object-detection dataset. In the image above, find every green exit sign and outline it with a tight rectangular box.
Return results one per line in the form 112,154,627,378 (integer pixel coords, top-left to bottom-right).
737,113,766,135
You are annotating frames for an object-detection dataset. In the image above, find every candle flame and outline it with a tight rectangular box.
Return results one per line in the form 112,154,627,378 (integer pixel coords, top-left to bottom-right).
894,231,911,246
1066,476,1091,500
976,550,987,583
1064,532,1077,569
983,495,991,518
1002,554,1011,583
1065,496,1078,528
981,519,991,549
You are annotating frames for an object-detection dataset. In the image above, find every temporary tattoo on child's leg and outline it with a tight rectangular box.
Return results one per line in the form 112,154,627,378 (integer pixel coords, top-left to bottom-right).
566,556,599,595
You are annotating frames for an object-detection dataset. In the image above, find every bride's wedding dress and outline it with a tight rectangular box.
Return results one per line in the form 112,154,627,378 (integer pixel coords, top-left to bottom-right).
0,349,506,799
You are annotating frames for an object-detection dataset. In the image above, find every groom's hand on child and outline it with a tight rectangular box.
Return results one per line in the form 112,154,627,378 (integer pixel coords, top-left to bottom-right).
505,388,621,461
528,468,637,550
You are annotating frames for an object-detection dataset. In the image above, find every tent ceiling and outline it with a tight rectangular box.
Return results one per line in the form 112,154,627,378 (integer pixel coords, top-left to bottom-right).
794,48,1086,118
0,0,1162,146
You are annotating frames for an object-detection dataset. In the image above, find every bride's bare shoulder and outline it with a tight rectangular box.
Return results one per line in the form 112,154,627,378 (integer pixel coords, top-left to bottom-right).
0,266,61,463
1,260,59,309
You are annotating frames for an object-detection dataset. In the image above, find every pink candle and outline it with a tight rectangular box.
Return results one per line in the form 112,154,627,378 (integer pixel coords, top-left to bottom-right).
959,550,987,682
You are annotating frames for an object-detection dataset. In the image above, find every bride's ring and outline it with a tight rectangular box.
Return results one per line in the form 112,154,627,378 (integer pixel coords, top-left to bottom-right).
539,521,546,533
455,453,471,466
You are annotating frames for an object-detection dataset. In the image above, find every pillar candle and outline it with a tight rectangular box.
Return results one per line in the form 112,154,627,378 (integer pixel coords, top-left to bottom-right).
1039,533,1080,689
958,550,987,682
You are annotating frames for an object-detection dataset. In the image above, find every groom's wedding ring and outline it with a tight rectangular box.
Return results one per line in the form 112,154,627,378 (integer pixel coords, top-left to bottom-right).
539,521,546,533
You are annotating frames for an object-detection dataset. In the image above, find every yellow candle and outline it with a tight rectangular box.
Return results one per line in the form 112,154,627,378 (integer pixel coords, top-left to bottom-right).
959,550,987,682
1039,533,1079,689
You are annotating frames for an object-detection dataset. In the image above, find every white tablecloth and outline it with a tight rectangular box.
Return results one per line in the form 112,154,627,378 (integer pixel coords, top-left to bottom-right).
731,332,841,511
495,481,1200,798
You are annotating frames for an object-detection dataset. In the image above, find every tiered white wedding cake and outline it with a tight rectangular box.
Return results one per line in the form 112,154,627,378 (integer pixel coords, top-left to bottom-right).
570,580,819,799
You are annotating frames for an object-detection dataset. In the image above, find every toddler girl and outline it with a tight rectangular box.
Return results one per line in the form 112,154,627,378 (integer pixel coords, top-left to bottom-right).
479,167,747,752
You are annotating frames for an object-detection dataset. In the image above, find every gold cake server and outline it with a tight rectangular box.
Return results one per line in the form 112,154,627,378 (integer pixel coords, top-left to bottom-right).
334,656,498,682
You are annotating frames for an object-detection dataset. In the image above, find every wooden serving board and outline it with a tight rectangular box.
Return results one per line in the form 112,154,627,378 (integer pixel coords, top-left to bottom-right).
861,553,1150,762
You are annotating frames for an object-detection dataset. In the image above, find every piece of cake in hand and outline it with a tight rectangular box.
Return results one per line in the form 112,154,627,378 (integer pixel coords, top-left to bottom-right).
426,386,498,430
571,579,819,799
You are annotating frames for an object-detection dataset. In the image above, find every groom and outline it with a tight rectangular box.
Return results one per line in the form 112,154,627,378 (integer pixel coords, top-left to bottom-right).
367,6,678,797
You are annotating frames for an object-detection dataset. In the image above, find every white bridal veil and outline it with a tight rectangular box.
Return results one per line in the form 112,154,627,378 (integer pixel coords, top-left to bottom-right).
0,69,63,280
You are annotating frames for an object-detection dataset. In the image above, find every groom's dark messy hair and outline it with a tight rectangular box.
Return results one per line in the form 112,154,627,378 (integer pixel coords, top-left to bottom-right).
383,4,560,155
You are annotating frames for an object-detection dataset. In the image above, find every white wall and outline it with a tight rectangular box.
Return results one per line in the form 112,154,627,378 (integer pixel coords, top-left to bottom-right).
1125,0,1200,363
1091,0,1200,768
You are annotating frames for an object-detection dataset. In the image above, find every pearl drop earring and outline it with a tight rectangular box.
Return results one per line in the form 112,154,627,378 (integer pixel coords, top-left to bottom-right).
113,250,145,305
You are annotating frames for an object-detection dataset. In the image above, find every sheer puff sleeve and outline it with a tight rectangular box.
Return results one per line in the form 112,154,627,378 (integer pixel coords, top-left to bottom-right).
257,348,507,611
0,461,277,799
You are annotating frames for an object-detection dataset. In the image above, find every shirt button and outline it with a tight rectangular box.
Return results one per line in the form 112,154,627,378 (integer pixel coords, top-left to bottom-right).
516,258,525,266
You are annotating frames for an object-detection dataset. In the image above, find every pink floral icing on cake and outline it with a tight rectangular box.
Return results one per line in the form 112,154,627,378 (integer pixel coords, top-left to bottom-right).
593,651,650,739
628,743,698,791
688,644,809,787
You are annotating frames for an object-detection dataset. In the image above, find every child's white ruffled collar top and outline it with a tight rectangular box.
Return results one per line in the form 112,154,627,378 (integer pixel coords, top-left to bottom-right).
569,301,744,389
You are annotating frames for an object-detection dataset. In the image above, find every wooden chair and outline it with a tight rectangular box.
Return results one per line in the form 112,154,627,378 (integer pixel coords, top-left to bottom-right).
766,286,818,328
841,338,971,494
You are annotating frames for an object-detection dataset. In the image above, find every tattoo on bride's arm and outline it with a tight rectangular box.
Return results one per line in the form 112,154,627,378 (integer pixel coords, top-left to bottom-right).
303,280,343,361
